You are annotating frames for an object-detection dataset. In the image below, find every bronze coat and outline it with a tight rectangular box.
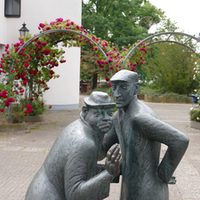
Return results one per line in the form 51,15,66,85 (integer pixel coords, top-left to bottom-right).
110,97,189,200
25,119,112,200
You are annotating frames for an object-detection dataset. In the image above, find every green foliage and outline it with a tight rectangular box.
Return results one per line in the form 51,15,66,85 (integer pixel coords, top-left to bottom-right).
6,103,24,123
139,86,191,103
142,43,198,94
139,85,162,95
31,100,46,116
153,17,179,32
190,108,200,122
80,48,98,82
82,0,164,48
193,57,200,95
22,99,46,116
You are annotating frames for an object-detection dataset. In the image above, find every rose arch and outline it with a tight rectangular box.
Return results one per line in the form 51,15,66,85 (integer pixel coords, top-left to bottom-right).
17,29,108,61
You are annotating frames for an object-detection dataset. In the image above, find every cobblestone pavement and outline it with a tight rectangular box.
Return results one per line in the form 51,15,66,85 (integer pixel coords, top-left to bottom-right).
0,100,199,200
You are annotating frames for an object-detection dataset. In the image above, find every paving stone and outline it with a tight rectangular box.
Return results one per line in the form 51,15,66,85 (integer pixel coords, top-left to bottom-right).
0,100,199,200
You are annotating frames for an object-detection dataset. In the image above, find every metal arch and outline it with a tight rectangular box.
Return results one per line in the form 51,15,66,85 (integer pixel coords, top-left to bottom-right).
123,31,200,65
146,41,195,52
17,29,108,60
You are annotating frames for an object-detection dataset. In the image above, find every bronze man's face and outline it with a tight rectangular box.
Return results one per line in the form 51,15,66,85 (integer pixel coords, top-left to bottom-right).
86,107,113,133
111,80,137,108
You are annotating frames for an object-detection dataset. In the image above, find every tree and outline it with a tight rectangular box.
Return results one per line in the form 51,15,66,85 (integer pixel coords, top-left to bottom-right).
82,0,164,48
142,43,198,94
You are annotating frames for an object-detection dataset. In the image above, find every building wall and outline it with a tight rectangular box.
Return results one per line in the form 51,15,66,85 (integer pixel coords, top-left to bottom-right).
43,47,81,110
0,0,82,109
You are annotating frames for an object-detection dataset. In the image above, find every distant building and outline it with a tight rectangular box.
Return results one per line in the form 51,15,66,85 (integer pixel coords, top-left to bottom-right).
0,0,82,109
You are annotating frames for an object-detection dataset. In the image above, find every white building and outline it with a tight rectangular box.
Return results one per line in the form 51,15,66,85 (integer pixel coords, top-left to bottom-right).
0,0,82,109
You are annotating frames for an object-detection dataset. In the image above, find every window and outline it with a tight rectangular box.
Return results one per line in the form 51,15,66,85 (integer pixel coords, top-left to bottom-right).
5,0,21,17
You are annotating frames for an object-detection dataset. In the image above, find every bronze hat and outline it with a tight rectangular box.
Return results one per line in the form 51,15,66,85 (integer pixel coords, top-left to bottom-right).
110,69,138,83
84,91,115,107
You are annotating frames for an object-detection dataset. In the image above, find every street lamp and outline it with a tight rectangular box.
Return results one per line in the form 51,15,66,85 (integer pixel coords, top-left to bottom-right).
19,22,29,37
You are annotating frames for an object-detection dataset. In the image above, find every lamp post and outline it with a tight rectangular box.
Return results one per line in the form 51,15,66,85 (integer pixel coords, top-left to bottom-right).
19,22,29,38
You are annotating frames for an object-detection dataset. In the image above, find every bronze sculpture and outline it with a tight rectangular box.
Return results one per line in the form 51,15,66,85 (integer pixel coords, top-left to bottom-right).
25,70,189,200
103,69,189,200
25,91,121,200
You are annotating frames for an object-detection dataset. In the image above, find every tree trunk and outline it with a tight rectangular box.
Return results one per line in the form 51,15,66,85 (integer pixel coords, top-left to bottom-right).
92,73,98,89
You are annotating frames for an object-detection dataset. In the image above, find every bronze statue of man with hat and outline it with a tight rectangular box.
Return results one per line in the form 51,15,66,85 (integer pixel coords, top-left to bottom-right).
103,69,189,200
25,91,121,200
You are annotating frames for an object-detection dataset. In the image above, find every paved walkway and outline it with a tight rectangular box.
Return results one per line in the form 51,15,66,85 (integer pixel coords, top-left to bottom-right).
0,100,200,200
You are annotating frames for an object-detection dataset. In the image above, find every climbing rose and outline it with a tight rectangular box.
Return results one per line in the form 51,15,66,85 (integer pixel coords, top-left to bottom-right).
56,18,63,22
0,90,8,98
39,23,46,28
24,104,33,114
4,98,15,107
42,49,51,55
60,59,66,63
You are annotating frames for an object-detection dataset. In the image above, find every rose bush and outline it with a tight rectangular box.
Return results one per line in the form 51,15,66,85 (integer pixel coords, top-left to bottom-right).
0,34,66,119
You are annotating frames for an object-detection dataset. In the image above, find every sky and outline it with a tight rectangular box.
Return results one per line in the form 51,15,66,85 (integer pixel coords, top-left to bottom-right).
149,0,200,36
